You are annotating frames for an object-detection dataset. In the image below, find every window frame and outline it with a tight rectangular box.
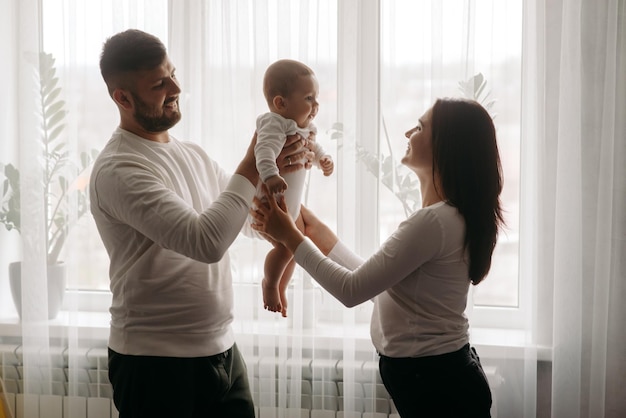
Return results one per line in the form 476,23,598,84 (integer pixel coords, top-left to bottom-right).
0,0,531,341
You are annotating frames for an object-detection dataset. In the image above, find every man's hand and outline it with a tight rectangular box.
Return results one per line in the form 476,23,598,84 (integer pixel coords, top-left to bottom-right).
277,134,315,174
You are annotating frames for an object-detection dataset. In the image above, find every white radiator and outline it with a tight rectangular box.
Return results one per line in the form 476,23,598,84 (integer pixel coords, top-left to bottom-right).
1,393,401,418
1,394,116,418
1,344,500,418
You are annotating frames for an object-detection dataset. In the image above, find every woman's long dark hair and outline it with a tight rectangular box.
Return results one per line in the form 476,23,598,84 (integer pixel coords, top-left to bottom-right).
431,98,504,285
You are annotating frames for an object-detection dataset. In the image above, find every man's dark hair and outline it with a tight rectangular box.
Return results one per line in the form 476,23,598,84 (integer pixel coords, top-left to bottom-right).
100,29,167,94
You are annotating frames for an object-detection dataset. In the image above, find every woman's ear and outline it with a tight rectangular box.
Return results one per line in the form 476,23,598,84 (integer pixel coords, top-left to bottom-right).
112,88,133,110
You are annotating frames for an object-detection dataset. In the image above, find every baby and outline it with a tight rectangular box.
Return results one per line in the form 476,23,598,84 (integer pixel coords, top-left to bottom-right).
255,59,334,317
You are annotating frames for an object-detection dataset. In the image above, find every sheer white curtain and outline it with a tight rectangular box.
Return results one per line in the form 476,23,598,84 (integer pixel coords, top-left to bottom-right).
168,1,356,414
525,0,626,416
2,0,625,417
0,1,62,417
0,1,168,417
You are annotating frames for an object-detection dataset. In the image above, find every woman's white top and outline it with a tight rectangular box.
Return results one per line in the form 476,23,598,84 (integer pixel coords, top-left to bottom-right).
294,201,471,358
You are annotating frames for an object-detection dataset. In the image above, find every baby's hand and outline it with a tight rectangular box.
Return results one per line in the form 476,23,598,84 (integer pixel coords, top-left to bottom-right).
319,156,334,176
266,175,288,194
305,131,317,150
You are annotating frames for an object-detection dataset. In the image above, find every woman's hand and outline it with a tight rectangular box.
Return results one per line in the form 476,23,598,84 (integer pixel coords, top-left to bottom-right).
299,205,338,255
251,186,305,252
277,134,315,173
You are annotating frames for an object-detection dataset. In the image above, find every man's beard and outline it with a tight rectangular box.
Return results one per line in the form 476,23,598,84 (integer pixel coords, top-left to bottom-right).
131,92,182,132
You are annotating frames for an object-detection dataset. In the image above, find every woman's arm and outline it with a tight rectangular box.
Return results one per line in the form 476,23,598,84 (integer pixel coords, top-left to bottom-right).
298,205,338,255
298,205,363,271
251,191,442,307
253,199,363,269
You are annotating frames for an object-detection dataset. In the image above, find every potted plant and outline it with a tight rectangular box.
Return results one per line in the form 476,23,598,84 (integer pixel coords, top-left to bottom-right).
0,52,97,319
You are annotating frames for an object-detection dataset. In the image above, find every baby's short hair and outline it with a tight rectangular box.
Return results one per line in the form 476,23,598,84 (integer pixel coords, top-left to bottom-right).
263,59,315,105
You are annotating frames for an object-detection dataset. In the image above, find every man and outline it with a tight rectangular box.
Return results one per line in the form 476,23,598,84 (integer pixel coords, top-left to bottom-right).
90,29,310,417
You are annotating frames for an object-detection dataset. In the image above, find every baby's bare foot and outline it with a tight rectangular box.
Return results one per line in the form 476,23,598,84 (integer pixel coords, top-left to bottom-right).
278,288,288,317
262,278,283,313
278,278,290,317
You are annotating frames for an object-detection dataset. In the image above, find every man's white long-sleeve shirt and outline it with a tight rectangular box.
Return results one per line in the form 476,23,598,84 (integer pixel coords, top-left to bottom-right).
90,128,256,357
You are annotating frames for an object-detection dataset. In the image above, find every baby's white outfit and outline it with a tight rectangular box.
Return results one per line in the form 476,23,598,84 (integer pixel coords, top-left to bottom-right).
255,112,326,218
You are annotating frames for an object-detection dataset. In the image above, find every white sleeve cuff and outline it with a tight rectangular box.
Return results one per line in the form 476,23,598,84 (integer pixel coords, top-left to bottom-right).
328,240,364,271
227,174,257,204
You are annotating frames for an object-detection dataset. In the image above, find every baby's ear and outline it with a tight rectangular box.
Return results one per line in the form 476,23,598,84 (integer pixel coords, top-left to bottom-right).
273,96,287,110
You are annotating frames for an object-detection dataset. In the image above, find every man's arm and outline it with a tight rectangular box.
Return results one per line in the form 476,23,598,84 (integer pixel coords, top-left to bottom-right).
233,132,260,186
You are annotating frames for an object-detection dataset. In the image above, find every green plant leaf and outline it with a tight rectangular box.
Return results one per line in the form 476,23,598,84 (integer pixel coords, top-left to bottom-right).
459,72,496,119
331,122,344,131
42,76,59,97
58,176,68,193
80,152,91,169
53,215,66,230
2,178,8,198
51,142,67,154
4,163,19,184
44,87,62,108
46,110,66,130
48,125,65,143
0,163,21,232
45,101,66,121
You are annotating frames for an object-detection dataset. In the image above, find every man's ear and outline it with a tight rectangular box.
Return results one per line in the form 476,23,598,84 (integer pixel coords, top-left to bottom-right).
112,88,133,110
272,95,287,111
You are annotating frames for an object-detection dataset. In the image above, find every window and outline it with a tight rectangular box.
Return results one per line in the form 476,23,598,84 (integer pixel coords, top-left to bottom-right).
379,0,522,308
12,1,522,324
39,0,170,291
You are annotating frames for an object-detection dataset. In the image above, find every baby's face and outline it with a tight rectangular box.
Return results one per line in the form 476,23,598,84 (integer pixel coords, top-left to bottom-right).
281,75,319,129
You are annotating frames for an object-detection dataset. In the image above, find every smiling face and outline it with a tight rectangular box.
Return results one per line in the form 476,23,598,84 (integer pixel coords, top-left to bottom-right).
278,74,319,129
402,106,434,174
127,57,182,133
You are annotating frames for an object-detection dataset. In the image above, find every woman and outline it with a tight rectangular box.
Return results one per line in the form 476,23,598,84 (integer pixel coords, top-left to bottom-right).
252,98,503,417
